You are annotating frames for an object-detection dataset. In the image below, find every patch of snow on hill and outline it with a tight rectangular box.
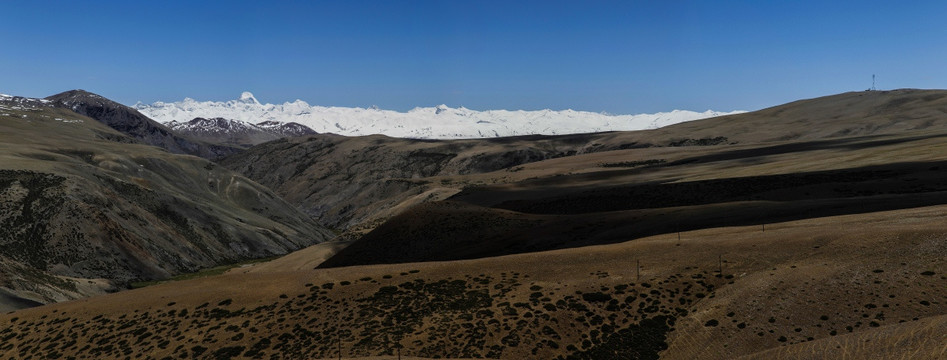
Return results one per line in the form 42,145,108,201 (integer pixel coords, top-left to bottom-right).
134,92,744,139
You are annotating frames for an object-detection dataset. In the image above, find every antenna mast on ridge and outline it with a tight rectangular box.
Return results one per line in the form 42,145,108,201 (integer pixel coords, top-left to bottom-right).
871,74,876,91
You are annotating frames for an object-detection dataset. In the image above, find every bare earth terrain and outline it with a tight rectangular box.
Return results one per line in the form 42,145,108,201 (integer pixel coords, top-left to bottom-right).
1,89,945,359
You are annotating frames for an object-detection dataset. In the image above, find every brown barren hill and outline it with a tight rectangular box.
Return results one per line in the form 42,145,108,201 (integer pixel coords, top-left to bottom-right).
322,130,947,267
0,93,333,311
2,89,946,359
0,205,944,359
221,89,947,234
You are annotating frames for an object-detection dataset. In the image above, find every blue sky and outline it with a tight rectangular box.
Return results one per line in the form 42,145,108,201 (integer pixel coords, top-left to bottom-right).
2,0,946,113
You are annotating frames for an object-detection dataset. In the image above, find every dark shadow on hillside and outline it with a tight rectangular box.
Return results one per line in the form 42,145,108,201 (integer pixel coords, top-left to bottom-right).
322,159,947,268
457,159,947,214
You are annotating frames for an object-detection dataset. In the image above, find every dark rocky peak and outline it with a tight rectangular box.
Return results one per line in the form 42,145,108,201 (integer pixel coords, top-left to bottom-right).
45,90,242,160
45,89,114,107
45,90,156,133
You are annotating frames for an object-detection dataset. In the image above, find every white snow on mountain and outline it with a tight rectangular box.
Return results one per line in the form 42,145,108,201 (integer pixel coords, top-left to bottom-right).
134,92,744,139
165,117,317,140
166,117,262,135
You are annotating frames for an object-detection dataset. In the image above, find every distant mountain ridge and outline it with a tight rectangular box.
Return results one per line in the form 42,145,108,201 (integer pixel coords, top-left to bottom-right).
134,92,744,139
165,117,317,148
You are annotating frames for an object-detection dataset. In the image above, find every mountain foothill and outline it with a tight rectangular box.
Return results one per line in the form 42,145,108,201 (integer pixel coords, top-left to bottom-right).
0,89,944,359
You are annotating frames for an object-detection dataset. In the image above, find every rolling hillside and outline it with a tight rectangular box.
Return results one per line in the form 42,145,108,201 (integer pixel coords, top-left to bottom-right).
0,89,944,359
0,205,942,359
223,89,947,234
0,93,333,311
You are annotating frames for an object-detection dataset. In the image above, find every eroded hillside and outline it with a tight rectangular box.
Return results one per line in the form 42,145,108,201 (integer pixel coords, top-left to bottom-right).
0,95,332,310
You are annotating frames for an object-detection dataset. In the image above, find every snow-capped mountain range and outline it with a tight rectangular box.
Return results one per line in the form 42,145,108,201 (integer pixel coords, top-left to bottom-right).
165,117,317,147
134,92,744,139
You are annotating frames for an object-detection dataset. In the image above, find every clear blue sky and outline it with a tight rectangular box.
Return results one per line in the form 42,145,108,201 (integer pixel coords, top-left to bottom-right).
2,0,946,113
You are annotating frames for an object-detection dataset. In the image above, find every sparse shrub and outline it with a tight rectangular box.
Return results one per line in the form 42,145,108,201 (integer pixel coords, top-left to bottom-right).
191,345,208,356
213,346,245,360
581,292,612,303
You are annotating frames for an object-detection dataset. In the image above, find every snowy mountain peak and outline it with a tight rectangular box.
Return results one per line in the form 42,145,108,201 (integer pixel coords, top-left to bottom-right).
239,91,259,104
134,93,745,139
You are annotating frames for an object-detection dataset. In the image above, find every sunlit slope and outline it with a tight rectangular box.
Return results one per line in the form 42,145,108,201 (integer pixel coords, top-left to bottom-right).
0,205,943,359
